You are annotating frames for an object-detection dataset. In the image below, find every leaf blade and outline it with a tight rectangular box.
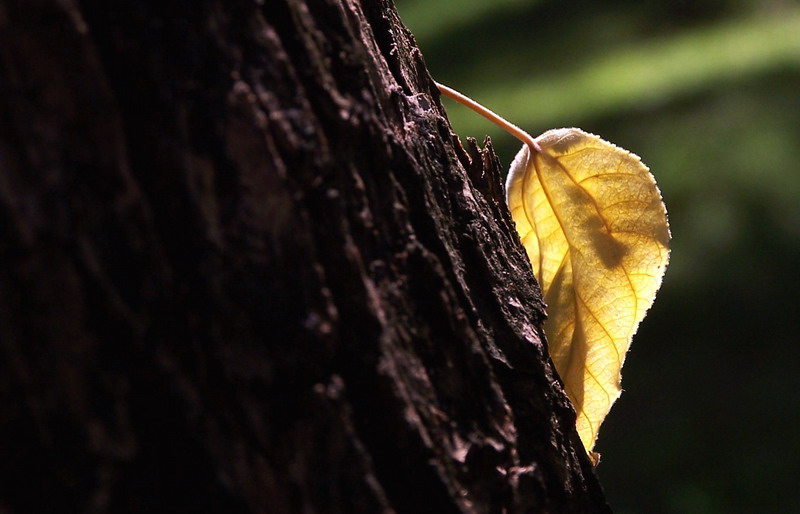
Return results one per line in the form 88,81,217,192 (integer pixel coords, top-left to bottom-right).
506,128,670,453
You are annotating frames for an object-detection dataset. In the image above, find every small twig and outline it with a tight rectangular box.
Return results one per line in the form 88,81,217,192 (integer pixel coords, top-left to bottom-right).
435,82,541,154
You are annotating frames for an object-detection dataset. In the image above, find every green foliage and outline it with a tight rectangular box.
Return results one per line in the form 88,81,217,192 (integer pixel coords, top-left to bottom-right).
397,0,800,512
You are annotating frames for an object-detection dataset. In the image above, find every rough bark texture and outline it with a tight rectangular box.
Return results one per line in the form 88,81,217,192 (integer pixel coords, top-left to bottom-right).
0,0,610,512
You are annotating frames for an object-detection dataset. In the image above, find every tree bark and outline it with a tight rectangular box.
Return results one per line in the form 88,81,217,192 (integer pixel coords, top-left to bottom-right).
0,0,609,512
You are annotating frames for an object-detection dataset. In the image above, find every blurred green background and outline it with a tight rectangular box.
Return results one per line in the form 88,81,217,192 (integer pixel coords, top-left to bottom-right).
395,0,800,512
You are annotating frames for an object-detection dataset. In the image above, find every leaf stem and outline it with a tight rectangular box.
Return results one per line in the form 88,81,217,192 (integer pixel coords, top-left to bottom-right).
435,82,541,154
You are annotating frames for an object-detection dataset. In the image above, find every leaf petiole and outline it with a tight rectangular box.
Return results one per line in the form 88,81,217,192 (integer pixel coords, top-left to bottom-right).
435,82,541,154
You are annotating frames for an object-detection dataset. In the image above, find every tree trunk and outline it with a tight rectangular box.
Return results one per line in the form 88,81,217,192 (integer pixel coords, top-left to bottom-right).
0,0,609,512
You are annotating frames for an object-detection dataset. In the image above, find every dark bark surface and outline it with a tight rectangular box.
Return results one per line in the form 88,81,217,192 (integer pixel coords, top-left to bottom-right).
0,0,609,512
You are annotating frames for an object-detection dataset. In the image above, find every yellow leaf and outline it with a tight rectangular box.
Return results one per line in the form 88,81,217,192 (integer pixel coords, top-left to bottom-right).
506,128,670,453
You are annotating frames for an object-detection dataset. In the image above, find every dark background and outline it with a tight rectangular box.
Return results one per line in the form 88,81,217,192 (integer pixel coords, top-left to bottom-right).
395,0,800,512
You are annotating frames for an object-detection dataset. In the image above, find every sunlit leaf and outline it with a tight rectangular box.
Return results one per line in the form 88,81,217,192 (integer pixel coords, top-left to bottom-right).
506,128,670,454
